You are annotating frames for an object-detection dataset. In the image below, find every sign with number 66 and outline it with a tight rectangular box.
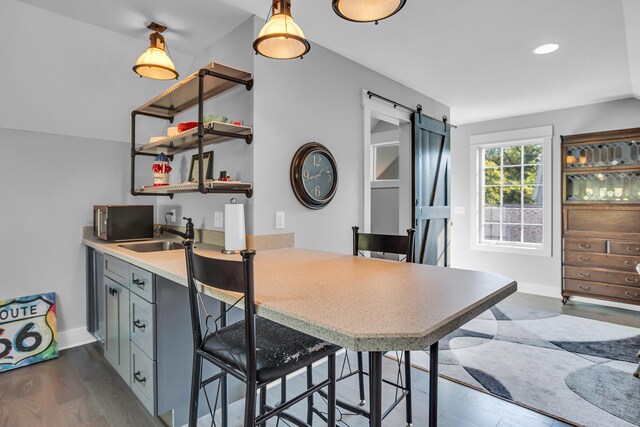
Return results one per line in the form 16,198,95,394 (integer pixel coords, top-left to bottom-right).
0,292,58,373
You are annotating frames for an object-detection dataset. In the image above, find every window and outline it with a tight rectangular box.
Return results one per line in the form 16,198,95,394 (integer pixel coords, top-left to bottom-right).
372,142,399,181
470,126,552,256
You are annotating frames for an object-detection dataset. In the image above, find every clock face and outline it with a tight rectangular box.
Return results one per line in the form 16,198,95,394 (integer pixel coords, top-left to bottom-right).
301,151,335,201
290,143,338,209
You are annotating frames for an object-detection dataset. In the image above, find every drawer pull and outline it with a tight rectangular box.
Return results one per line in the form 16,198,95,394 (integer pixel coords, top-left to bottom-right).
625,260,637,267
577,256,590,262
578,243,591,249
625,291,639,298
626,246,640,253
133,320,146,330
577,273,590,278
625,278,639,284
134,371,147,384
133,278,145,288
578,285,591,291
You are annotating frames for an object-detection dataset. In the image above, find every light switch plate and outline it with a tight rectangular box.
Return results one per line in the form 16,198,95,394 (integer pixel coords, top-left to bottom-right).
454,207,466,215
275,212,285,230
214,211,223,228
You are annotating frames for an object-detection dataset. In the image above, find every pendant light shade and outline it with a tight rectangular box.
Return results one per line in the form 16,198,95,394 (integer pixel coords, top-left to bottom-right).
254,0,310,60
133,23,179,80
332,0,407,23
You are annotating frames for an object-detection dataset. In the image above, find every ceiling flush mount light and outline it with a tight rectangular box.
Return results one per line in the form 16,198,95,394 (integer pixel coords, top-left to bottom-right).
333,0,407,24
533,43,560,55
254,0,310,60
133,22,179,80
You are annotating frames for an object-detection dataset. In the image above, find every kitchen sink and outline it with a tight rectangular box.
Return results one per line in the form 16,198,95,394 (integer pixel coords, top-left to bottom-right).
119,241,184,253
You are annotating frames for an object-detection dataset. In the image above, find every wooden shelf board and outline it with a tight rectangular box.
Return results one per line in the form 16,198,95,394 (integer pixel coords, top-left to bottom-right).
134,62,252,119
136,121,252,155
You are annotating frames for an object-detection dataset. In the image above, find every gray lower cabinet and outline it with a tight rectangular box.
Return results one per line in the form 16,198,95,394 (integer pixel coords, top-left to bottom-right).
94,251,243,425
104,274,131,385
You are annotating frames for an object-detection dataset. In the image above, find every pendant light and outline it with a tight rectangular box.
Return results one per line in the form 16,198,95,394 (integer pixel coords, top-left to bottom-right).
133,22,179,80
332,0,407,23
253,0,310,60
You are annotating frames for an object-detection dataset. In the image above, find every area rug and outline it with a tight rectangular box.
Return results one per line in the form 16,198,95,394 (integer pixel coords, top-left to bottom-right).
407,303,640,427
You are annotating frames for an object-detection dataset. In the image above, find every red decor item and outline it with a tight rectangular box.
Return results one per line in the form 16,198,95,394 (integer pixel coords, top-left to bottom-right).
177,122,198,132
153,153,172,186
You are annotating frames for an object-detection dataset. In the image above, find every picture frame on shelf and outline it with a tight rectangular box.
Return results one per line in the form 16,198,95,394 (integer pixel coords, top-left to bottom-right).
189,151,214,182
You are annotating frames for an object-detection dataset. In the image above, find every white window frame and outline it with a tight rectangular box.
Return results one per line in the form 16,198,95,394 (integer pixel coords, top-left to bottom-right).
469,125,553,257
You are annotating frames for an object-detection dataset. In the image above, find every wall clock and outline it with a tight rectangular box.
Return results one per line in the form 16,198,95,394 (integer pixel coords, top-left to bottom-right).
290,142,338,209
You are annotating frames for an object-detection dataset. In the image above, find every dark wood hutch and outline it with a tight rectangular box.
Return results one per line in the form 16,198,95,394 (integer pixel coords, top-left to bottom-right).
562,127,640,306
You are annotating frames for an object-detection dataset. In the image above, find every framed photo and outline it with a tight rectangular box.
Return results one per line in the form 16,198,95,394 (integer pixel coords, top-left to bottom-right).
189,151,214,182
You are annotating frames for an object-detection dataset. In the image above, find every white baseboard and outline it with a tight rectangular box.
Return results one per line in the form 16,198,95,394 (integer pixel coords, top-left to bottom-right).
516,281,559,299
516,281,640,312
58,327,97,350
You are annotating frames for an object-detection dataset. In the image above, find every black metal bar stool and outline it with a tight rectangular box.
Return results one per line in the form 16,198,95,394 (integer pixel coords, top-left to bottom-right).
184,240,340,426
308,227,416,426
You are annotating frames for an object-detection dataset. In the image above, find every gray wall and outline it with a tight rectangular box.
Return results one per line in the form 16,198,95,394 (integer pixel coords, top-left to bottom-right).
451,97,640,297
371,187,400,234
252,24,449,252
0,128,131,334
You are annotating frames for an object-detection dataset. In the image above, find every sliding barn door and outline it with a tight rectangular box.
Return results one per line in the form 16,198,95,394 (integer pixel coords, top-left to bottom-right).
412,113,451,266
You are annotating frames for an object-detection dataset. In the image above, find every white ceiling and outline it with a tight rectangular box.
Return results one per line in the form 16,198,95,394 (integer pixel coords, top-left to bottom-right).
18,0,640,124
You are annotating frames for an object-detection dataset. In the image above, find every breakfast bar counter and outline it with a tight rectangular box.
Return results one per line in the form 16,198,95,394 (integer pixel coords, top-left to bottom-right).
84,236,517,426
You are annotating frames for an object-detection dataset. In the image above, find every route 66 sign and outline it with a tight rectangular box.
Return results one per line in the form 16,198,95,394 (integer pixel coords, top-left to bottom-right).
0,292,58,372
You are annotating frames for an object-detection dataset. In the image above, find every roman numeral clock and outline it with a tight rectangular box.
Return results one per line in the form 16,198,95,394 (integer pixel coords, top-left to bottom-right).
290,142,338,209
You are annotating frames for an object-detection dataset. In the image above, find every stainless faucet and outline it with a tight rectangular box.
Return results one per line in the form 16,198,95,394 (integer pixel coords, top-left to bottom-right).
159,217,195,240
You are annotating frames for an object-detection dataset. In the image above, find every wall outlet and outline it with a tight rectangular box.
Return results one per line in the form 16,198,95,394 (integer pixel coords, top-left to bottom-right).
275,211,285,230
214,211,224,228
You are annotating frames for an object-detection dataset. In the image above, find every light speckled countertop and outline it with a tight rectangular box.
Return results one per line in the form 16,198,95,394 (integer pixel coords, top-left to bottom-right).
84,235,516,351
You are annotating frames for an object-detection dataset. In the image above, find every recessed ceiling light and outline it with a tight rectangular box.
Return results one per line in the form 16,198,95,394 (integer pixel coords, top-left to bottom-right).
533,43,560,55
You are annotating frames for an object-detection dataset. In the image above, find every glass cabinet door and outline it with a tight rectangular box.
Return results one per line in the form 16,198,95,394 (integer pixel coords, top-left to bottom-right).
564,139,640,203
565,140,640,169
566,171,640,202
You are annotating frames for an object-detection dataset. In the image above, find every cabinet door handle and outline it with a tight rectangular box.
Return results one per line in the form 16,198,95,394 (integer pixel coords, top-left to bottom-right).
577,273,590,278
578,285,591,291
626,247,640,253
577,256,590,262
625,278,639,284
133,278,145,288
625,260,636,267
133,320,146,330
625,291,639,298
578,243,591,249
134,371,147,384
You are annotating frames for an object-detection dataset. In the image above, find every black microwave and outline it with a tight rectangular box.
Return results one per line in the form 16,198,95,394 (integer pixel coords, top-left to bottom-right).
93,205,154,242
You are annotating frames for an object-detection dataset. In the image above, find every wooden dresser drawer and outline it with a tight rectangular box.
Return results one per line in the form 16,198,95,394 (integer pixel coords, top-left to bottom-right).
563,238,606,253
564,266,640,287
565,279,640,302
609,241,640,256
564,250,640,271
564,206,640,238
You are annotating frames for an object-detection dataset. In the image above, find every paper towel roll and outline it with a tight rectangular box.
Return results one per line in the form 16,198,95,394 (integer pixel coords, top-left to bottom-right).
224,202,246,253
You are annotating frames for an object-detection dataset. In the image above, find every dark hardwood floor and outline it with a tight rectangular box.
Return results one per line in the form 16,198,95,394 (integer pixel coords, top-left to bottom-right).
0,293,635,427
0,343,164,427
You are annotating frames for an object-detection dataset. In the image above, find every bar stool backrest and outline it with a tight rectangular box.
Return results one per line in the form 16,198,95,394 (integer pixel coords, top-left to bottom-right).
183,240,257,380
352,226,416,263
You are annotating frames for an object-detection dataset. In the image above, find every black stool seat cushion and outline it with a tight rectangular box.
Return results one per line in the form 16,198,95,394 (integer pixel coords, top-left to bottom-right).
201,316,339,383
